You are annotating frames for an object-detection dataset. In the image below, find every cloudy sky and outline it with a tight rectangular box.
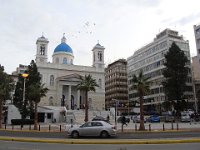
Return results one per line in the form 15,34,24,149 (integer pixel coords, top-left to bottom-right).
1,0,200,74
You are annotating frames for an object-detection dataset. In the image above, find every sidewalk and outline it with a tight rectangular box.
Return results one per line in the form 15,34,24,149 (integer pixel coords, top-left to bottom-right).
2,122,200,133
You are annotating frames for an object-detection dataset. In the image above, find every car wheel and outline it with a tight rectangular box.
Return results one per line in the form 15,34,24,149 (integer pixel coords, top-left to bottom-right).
100,131,109,138
72,131,79,138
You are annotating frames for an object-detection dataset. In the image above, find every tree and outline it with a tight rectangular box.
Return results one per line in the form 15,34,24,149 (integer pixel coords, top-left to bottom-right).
13,74,31,119
26,60,48,130
28,83,48,130
77,74,99,122
162,42,189,113
0,65,14,128
131,70,150,131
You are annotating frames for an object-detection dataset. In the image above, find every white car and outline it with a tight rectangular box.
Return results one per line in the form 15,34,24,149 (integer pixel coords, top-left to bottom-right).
181,113,190,122
67,121,117,138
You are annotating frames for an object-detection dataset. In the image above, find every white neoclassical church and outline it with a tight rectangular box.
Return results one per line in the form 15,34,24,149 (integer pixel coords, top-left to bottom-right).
35,34,105,111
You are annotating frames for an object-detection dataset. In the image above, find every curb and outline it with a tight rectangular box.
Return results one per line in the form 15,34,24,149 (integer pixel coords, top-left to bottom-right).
0,136,200,144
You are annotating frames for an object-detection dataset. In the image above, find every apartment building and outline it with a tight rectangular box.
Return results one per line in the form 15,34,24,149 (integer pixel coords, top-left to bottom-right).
105,59,129,114
192,24,200,112
127,29,194,113
194,24,200,72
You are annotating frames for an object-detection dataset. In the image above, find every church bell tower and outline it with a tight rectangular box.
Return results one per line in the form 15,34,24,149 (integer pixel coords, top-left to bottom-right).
92,43,105,68
36,35,49,64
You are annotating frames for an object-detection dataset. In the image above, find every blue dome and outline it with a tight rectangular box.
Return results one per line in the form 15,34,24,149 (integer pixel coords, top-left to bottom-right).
54,43,73,53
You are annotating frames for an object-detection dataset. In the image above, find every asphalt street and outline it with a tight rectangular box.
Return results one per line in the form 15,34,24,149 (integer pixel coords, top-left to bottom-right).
1,141,200,150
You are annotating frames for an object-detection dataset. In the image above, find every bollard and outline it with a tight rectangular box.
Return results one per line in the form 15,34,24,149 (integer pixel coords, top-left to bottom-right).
20,124,23,130
135,124,137,131
12,125,14,130
60,125,62,132
163,123,165,131
4,124,6,130
149,124,151,131
176,123,179,130
39,125,40,131
171,122,174,130
49,125,51,132
29,125,31,130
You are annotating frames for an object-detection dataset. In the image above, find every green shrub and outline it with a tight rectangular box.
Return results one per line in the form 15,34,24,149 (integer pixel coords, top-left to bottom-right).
11,119,34,125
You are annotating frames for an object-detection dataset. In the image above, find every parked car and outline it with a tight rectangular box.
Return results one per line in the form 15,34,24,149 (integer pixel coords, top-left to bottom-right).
164,115,175,122
92,116,108,122
67,121,117,138
181,112,190,122
117,116,130,123
132,115,147,123
147,115,160,123
185,109,194,115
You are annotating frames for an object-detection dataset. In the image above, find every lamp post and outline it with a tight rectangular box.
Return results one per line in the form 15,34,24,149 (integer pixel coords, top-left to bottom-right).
22,73,29,104
112,99,118,126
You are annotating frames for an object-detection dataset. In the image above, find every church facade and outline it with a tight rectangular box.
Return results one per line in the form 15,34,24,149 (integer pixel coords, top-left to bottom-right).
35,35,105,111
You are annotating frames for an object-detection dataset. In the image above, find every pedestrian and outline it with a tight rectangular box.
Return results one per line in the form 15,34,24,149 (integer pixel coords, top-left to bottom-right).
122,115,127,126
190,113,194,123
107,114,110,122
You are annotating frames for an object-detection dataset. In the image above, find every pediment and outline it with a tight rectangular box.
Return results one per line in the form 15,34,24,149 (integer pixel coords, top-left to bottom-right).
56,73,83,82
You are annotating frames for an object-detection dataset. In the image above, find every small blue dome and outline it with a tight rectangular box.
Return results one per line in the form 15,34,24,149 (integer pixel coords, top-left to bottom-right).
54,43,73,53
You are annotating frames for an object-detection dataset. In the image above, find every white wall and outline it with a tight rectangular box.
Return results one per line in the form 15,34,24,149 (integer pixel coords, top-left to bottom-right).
7,105,21,124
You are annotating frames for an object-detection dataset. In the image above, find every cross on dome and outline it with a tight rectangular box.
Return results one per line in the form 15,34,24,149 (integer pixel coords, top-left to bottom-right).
61,33,66,43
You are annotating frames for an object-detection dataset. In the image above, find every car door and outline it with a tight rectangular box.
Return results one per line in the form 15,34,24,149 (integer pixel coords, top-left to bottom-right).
91,122,103,136
79,122,93,136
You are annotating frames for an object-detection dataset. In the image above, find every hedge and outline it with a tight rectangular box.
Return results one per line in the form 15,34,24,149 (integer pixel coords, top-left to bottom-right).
11,119,34,125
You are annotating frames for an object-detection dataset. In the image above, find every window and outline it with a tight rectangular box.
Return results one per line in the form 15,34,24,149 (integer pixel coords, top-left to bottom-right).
50,75,54,86
40,45,45,55
98,52,102,61
98,79,102,88
47,113,52,119
63,58,67,64
49,96,53,106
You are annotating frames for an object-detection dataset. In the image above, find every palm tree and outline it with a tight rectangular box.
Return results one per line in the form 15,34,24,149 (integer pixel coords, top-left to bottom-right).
131,70,150,131
28,83,48,130
77,74,99,122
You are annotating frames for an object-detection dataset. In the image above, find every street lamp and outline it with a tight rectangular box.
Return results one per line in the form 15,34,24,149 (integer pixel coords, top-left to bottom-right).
22,73,29,103
112,99,119,126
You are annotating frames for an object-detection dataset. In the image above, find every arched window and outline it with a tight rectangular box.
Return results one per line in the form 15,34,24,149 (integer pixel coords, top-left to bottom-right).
56,58,59,64
98,79,102,88
49,96,54,106
63,58,67,64
98,52,102,61
40,45,45,55
50,75,54,86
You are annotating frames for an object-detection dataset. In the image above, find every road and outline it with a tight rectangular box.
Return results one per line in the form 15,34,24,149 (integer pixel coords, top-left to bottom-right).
0,141,200,150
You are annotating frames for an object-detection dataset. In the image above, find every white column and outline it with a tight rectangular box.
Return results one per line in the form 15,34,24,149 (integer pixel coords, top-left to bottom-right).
68,85,71,110
77,90,80,109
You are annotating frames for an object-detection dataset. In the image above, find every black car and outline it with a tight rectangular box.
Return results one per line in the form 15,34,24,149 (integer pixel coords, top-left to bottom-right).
117,116,130,123
92,116,108,122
